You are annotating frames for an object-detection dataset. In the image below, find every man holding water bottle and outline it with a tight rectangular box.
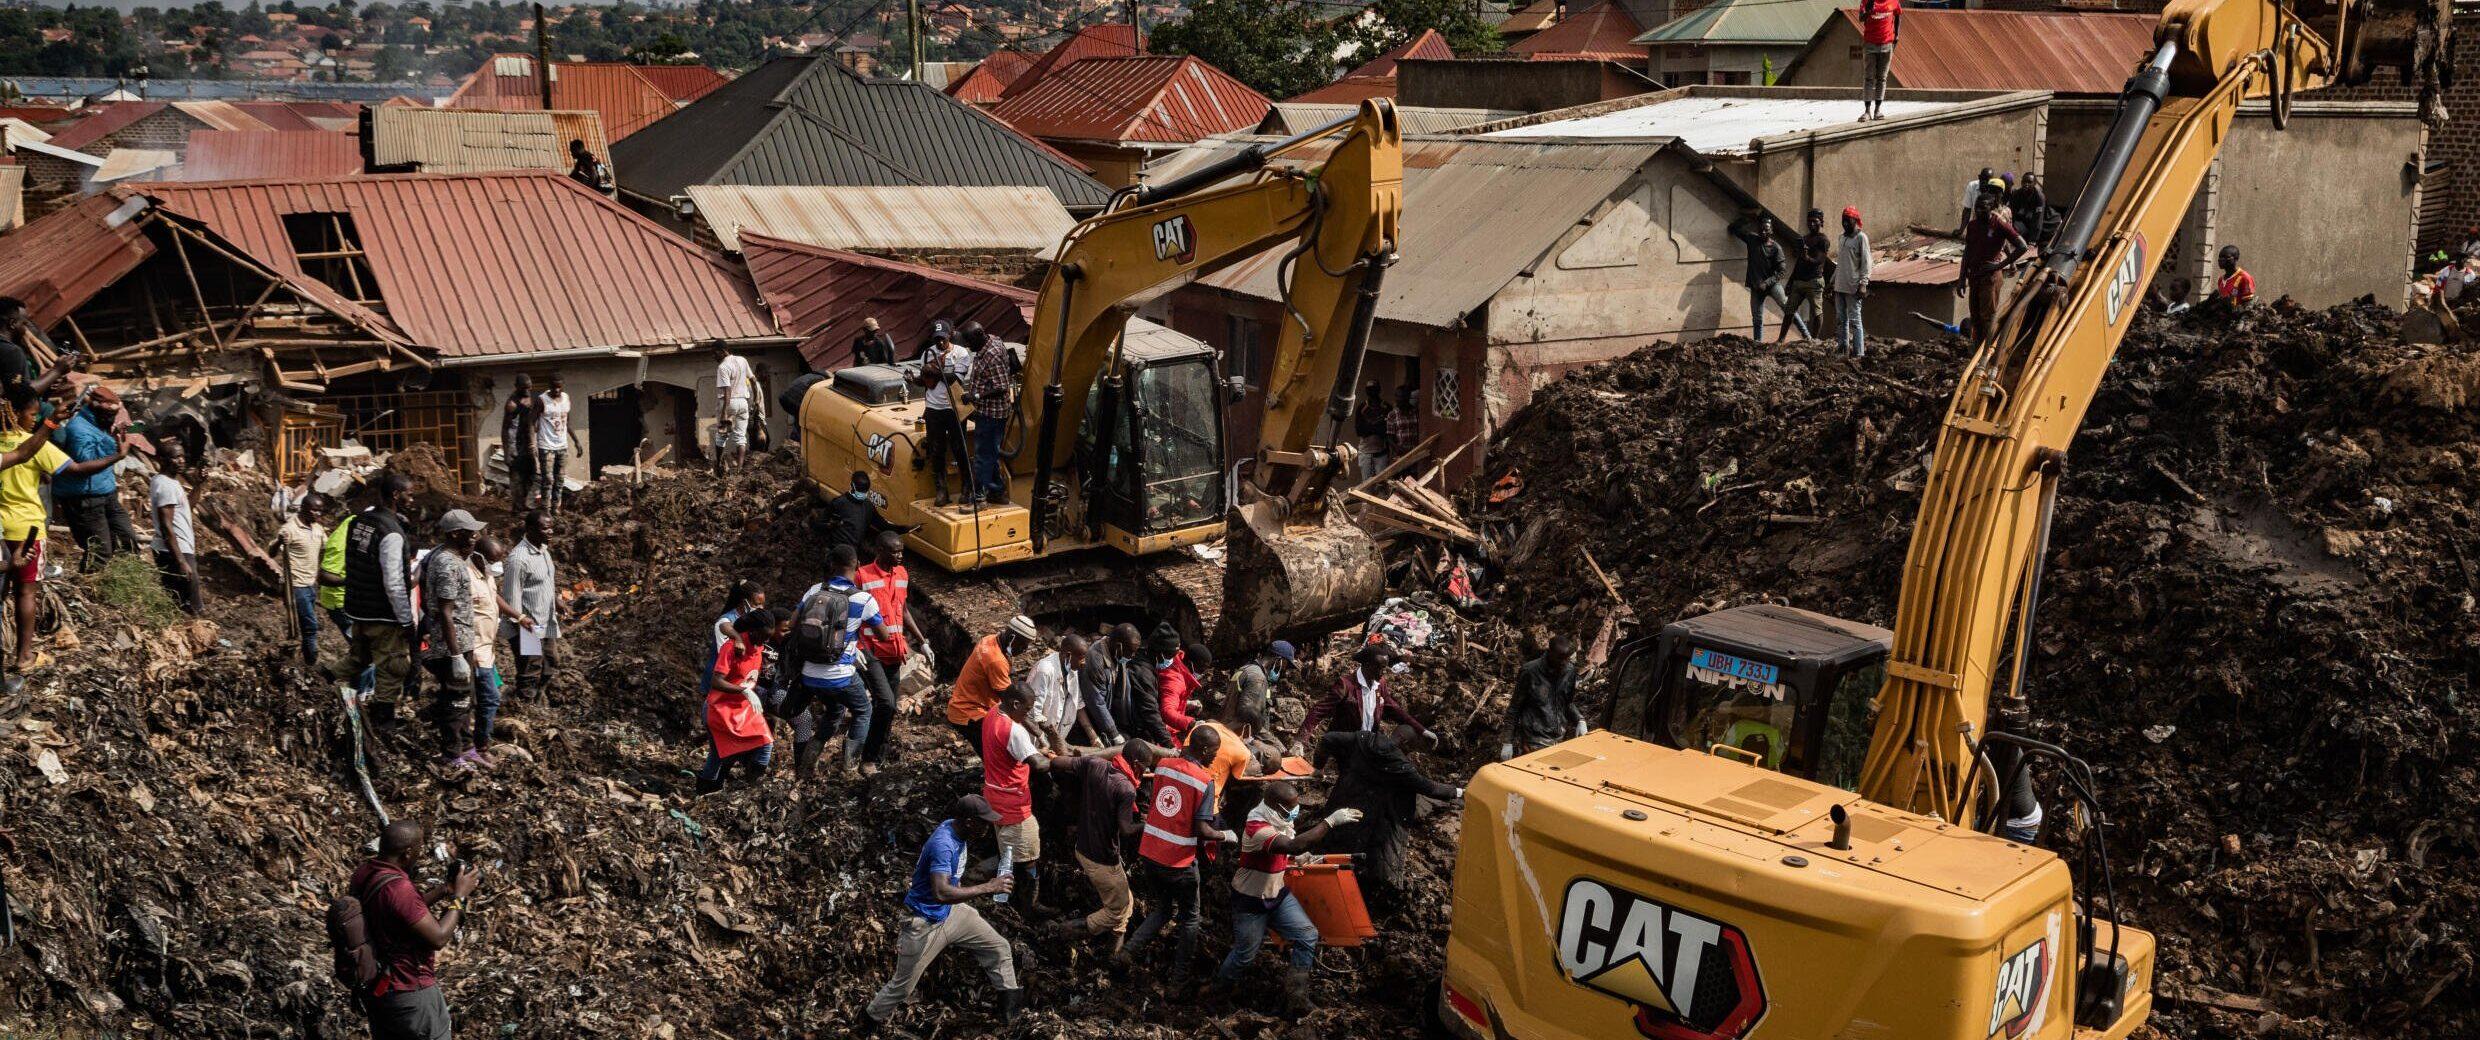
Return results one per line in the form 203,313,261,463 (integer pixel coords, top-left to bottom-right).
981,682,1059,920
860,795,1024,1032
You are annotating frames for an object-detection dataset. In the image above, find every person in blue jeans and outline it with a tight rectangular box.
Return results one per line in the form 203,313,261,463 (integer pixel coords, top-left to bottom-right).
1206,781,1361,1010
959,322,1014,505
276,494,333,669
778,543,890,777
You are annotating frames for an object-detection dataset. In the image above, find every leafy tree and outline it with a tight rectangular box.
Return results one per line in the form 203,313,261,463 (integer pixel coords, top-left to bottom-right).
370,41,409,79
235,1,270,36
1150,0,1342,101
1343,0,1499,68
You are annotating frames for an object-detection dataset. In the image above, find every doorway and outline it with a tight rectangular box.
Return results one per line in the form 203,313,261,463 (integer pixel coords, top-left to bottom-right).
586,386,641,476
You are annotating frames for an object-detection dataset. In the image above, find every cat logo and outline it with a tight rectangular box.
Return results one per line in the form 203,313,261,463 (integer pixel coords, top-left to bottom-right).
2101,232,2148,327
1987,937,2052,1038
864,433,895,469
1152,215,1196,264
1557,879,1767,1040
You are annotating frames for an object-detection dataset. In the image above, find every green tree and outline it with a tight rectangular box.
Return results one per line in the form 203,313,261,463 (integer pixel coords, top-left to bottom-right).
236,1,271,35
371,41,409,79
1150,0,1341,101
1344,0,1499,69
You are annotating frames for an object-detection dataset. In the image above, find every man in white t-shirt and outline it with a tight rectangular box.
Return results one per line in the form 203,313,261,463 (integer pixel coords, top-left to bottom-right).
712,342,755,476
534,373,576,514
915,321,975,506
149,439,201,615
1024,632,1086,754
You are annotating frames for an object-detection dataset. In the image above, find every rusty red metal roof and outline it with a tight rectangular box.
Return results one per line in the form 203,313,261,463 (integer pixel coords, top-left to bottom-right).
1348,29,1454,79
173,130,362,182
1830,9,2155,95
1513,3,1649,63
126,172,777,359
947,50,1037,105
993,55,1272,145
631,64,731,103
741,231,1034,370
0,194,154,328
43,102,167,152
447,55,717,140
223,101,326,132
1288,76,1400,105
1000,23,1146,101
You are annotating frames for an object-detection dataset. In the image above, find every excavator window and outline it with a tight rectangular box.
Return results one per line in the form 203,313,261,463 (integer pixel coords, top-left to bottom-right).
1129,357,1226,533
1663,648,1799,772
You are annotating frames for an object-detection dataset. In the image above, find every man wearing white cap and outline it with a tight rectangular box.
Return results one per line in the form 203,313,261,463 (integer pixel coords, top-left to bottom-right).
419,509,489,769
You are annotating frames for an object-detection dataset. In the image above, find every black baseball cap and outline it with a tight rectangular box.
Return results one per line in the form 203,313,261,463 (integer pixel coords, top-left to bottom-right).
952,794,1001,823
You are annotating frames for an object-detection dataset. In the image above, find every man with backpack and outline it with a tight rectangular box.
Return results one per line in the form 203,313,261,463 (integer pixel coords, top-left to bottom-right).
778,543,891,776
332,820,481,1040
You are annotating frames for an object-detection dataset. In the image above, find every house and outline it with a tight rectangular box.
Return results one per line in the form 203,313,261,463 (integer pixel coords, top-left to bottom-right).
1634,0,1842,85
1779,9,2427,307
169,130,362,181
82,172,791,488
368,107,611,175
610,55,1111,220
1510,1,1651,69
998,23,1146,102
742,233,1039,371
1496,0,1565,42
1398,56,1658,113
1289,28,1454,104
14,100,318,216
446,54,729,141
1257,103,1520,136
945,50,1037,106
682,184,1074,265
990,55,1273,187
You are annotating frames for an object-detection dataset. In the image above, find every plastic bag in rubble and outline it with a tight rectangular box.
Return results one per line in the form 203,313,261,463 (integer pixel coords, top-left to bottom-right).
1361,596,1445,651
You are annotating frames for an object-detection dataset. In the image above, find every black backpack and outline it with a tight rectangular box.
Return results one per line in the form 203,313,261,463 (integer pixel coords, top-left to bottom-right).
791,585,854,664
326,865,405,1003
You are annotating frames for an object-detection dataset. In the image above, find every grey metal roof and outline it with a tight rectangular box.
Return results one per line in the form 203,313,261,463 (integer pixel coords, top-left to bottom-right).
1258,103,1521,136
0,77,451,103
611,56,1110,211
684,184,1073,253
1186,135,1664,328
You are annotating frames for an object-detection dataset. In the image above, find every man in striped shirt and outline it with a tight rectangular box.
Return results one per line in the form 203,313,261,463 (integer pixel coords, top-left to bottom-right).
853,530,910,774
781,543,890,777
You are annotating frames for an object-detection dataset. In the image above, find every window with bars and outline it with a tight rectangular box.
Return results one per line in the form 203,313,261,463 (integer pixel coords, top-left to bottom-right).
1432,366,1461,421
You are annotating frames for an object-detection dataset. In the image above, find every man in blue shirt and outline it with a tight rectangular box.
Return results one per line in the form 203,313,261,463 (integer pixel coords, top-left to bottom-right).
50,392,135,569
861,795,1021,1032
778,542,889,777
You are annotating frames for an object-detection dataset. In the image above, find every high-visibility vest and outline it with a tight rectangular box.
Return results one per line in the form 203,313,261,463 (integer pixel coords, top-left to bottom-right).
1138,758,1215,869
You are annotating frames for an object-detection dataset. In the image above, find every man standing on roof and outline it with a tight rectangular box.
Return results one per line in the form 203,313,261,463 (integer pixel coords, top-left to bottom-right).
1959,180,2028,341
853,317,897,368
713,342,756,476
1834,206,1872,357
1859,0,1901,121
916,321,974,507
1728,213,1790,340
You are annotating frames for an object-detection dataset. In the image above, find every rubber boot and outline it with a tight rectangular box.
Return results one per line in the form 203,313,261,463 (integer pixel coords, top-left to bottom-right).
997,986,1024,1024
1282,965,1316,1015
794,739,822,778
693,772,724,796
1015,864,1055,922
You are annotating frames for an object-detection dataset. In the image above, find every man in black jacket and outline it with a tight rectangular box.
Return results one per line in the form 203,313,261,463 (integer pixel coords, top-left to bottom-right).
341,471,418,714
1502,635,1583,759
819,470,880,557
1729,214,1789,340
852,317,896,368
1316,722,1460,910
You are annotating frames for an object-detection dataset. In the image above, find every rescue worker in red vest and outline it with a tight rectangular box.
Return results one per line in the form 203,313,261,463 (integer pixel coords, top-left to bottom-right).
1111,725,1236,986
1203,781,1361,1010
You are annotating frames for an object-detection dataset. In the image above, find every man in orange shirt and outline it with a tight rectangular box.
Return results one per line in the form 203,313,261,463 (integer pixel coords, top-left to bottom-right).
947,614,1037,759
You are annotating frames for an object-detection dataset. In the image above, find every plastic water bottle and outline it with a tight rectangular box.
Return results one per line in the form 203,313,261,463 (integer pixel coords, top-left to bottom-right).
994,844,1015,903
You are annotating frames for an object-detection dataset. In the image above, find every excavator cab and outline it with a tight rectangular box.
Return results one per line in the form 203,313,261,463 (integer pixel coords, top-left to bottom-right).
1605,604,1890,789
1074,335,1229,549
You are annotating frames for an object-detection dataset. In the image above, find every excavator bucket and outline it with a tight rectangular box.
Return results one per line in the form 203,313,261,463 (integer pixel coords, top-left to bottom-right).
1216,495,1385,654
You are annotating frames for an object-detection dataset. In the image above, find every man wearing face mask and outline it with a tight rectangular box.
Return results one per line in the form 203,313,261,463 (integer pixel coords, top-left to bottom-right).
1204,781,1360,1009
1230,640,1292,734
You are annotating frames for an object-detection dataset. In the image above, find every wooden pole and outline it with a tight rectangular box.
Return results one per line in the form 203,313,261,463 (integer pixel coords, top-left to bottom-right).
534,3,554,110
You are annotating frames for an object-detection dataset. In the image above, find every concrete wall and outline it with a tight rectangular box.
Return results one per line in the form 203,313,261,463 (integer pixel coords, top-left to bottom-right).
1400,57,1655,113
1656,43,1812,85
2054,99,2422,308
2311,11,2480,256
1775,22,1867,89
458,344,807,488
1721,98,2045,236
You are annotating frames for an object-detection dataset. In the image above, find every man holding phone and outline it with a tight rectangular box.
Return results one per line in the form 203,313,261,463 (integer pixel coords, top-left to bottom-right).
343,820,484,1040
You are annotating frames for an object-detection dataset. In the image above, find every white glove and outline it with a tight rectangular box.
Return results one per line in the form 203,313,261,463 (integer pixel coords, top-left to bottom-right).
1421,728,1439,745
1499,742,1516,760
1575,720,1590,738
1452,787,1465,802
1323,807,1363,828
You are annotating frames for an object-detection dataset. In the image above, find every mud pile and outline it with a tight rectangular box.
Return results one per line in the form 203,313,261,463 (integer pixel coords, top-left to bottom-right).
0,456,1462,1039
1469,305,2480,1037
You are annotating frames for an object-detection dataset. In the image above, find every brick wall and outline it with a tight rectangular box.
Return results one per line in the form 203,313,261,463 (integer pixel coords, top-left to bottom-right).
2314,14,2479,257
78,110,211,158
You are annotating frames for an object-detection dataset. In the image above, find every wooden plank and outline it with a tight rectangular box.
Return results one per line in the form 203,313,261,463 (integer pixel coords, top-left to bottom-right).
1348,487,1477,543
1416,434,1481,488
1389,477,1463,524
1350,432,1437,493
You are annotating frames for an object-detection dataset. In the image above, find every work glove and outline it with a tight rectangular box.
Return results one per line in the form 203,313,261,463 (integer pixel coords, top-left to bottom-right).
1499,743,1516,761
1575,720,1590,738
1451,788,1465,802
1323,807,1363,828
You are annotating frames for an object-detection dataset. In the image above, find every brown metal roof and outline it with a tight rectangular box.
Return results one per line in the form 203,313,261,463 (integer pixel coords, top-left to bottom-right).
1828,9,2155,95
1000,24,1146,102
369,107,611,174
947,50,1037,105
173,130,362,182
741,231,1035,370
0,194,155,327
1348,29,1454,79
993,55,1272,145
1192,136,1664,327
446,55,713,141
632,64,732,103
126,172,776,360
1287,76,1399,105
1512,2,1649,64
43,102,168,152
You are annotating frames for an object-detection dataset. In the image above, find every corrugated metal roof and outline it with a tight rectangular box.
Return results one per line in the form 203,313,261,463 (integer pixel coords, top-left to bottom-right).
92,148,178,182
1347,29,1454,79
370,107,610,174
173,130,361,182
1000,24,1146,101
741,231,1036,370
0,117,51,148
1823,9,2156,95
172,100,274,132
1499,0,1563,35
222,101,327,132
946,50,1036,104
0,167,20,232
1512,2,1649,62
128,171,777,359
0,194,154,327
1869,231,1963,285
686,185,1073,254
1190,136,1663,327
1260,104,1518,135
632,64,732,103
446,55,707,141
1287,76,1399,105
1637,0,1841,45
992,55,1272,145
43,101,168,152
612,56,1111,211
1482,93,1958,153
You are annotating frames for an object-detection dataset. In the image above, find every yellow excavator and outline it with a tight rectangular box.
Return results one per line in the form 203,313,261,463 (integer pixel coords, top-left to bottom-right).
1440,1,2428,1037
796,102,1403,650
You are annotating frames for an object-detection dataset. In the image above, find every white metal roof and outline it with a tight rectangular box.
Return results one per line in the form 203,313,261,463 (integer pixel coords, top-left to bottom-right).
91,147,178,183
685,184,1075,255
1484,94,1956,154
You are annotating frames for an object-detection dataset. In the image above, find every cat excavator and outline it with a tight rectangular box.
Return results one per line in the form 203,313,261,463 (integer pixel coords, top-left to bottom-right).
797,101,1402,653
1439,0,2440,1037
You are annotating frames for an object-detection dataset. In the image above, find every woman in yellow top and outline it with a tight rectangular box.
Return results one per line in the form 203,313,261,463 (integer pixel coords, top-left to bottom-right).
0,384,124,687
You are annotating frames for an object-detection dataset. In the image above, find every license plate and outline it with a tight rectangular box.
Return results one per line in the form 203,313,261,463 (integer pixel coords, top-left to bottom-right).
1689,648,1779,686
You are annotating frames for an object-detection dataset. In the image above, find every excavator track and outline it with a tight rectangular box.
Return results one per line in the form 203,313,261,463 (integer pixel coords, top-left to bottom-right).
900,546,1225,675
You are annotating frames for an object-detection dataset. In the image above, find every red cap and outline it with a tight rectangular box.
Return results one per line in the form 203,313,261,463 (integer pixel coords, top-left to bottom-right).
1842,206,1863,226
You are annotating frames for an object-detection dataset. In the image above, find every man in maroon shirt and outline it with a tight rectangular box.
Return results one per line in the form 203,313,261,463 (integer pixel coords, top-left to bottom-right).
345,821,483,1040
1960,180,2029,342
